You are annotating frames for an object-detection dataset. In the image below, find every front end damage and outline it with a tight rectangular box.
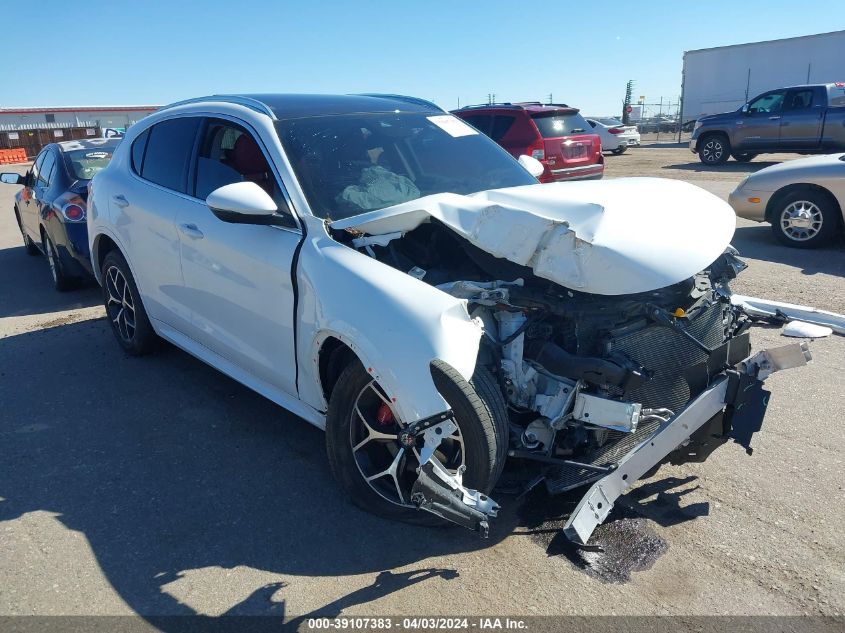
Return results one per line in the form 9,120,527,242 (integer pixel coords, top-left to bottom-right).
330,178,812,544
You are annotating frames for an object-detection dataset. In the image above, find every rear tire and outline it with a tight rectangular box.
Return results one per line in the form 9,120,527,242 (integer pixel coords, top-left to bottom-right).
43,232,73,292
611,146,627,155
325,359,506,526
770,188,840,249
698,134,729,165
732,152,757,162
101,250,158,355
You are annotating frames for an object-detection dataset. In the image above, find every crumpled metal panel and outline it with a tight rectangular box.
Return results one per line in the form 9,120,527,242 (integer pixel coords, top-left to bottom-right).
331,177,736,296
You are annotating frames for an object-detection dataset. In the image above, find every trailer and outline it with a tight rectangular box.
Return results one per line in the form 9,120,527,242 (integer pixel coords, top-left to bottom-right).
680,30,845,124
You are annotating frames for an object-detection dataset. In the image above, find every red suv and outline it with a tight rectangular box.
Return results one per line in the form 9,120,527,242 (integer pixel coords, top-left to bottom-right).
452,102,604,182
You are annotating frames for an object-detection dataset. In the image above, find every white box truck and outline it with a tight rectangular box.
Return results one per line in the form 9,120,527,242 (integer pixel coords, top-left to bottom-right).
681,30,845,124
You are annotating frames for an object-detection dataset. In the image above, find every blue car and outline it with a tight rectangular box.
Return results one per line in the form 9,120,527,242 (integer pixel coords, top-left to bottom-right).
1,138,119,290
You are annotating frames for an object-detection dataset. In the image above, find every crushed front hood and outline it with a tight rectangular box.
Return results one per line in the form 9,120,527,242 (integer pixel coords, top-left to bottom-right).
331,178,736,295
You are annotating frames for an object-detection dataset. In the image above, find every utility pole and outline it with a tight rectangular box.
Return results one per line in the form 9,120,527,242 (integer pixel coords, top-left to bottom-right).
622,80,634,124
547,93,553,104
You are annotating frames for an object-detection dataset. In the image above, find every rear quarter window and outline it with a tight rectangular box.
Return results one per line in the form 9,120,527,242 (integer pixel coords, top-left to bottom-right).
829,86,845,107
459,114,493,135
532,112,591,138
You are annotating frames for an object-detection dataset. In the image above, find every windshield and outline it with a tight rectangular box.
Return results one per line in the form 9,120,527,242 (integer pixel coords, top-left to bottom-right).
64,148,115,180
275,112,536,220
531,112,591,137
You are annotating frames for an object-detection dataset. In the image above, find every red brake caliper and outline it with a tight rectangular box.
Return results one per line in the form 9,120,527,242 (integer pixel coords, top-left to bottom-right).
376,402,394,426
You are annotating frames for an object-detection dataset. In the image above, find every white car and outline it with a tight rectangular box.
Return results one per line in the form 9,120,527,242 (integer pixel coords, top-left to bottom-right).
586,118,641,154
87,94,806,544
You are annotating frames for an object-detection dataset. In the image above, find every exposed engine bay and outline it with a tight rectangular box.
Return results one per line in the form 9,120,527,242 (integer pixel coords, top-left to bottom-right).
329,181,812,543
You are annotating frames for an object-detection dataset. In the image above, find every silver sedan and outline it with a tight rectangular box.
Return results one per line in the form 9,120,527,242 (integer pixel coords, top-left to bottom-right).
729,153,845,248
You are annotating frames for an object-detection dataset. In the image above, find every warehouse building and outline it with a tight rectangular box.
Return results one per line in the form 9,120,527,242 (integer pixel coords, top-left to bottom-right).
0,105,159,158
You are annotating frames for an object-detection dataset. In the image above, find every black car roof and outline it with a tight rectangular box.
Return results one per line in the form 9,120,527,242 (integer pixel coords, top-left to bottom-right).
243,94,443,119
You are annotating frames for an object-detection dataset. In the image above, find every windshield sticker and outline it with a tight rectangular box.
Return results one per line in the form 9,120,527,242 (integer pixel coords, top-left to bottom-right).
427,115,479,138
84,152,111,159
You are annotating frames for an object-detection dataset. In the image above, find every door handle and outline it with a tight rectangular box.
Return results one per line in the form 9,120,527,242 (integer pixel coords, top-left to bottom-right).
768,116,781,120
112,194,129,208
179,223,204,239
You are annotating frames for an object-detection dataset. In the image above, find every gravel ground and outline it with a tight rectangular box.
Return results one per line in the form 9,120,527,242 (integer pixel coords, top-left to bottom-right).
0,147,843,619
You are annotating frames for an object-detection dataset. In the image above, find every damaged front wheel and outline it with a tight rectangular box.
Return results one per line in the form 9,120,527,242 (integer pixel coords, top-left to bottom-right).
325,360,505,527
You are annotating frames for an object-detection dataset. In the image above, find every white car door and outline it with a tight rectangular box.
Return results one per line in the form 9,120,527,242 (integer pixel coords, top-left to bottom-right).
108,116,202,332
173,117,301,397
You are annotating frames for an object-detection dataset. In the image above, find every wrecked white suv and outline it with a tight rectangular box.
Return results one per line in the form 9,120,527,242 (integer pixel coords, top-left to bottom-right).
88,94,810,544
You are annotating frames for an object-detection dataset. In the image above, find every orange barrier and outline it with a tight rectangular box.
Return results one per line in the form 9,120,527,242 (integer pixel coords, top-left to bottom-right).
0,148,28,164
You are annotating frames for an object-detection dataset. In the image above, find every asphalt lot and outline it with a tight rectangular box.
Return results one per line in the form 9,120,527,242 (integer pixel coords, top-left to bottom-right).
1,147,843,620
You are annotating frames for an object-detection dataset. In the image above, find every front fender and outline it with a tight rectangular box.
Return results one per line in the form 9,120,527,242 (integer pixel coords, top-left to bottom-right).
296,233,482,424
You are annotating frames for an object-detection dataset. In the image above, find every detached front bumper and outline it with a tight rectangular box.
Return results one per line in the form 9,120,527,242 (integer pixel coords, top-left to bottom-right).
563,342,811,544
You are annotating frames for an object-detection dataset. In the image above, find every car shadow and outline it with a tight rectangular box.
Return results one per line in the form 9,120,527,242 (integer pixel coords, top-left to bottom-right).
0,318,523,622
732,225,845,276
0,245,101,318
662,160,783,174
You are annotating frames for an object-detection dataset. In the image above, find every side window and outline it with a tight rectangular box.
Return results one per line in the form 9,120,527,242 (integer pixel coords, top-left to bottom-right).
140,117,201,193
31,150,47,184
131,128,150,174
748,91,785,114
490,116,516,141
829,85,845,107
38,151,56,186
461,114,493,136
783,89,814,111
193,118,295,227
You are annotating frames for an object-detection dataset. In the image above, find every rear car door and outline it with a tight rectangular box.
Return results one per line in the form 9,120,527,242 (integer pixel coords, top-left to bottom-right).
734,89,786,150
32,148,58,239
779,87,824,150
19,150,46,237
114,116,202,332
174,116,301,397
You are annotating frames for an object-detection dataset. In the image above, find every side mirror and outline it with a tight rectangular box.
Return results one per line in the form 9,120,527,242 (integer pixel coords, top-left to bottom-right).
206,181,281,225
518,154,545,179
0,172,24,185
740,104,750,115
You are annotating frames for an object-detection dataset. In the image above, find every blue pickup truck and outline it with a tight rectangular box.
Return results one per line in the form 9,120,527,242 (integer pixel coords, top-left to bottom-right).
690,83,845,165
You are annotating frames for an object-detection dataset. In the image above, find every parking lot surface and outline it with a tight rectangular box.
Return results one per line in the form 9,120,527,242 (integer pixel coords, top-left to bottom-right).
1,146,843,618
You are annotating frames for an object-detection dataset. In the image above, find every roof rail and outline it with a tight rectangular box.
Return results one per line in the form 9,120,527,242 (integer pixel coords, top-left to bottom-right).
157,95,276,119
456,101,572,111
514,101,571,108
356,93,445,111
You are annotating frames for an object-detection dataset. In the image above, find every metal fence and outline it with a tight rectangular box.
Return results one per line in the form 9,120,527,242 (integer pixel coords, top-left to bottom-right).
0,120,143,159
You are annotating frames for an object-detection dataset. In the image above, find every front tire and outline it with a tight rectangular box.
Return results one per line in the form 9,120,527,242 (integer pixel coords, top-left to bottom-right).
732,152,757,162
698,134,730,165
771,189,840,248
325,359,506,526
16,210,38,256
101,250,158,355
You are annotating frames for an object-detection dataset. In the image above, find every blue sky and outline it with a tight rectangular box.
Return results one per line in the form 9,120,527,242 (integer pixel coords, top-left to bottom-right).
4,1,843,116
